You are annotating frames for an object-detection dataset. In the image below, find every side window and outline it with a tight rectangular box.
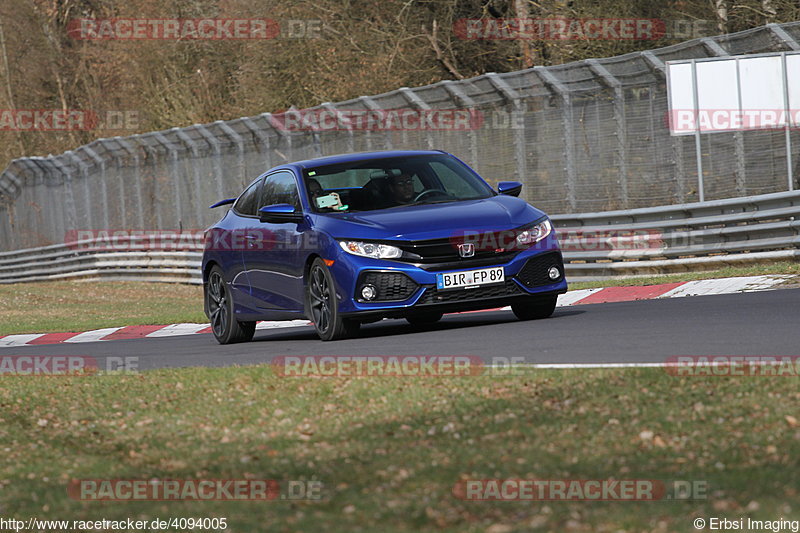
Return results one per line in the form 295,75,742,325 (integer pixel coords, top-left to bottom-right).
261,171,300,210
233,179,262,216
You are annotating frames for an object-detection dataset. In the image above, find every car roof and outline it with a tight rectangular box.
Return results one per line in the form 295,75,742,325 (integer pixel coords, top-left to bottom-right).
287,150,447,170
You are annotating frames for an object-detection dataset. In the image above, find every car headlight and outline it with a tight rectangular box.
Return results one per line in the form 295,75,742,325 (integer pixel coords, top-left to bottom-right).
516,218,552,246
339,241,403,259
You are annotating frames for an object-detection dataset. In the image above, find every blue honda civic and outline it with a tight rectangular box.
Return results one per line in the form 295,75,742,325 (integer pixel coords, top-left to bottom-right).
202,150,567,342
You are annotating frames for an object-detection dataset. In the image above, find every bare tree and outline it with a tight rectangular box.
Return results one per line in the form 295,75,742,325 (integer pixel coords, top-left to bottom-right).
763,0,777,23
514,0,535,68
0,15,24,154
714,0,729,34
424,20,464,79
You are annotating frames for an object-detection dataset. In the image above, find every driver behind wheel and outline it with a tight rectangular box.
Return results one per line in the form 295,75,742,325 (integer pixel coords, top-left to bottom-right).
388,173,415,205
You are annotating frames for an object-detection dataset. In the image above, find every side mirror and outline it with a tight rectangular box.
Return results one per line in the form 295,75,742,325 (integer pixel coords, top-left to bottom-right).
498,181,523,197
259,204,303,223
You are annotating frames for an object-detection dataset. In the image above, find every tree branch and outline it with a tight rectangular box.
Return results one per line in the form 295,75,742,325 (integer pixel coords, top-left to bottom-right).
423,20,464,80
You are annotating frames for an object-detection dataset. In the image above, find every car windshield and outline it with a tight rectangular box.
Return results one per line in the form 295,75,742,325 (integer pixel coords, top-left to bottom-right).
303,154,495,213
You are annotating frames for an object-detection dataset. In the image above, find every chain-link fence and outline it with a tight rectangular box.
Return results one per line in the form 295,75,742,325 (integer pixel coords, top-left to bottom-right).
3,22,800,251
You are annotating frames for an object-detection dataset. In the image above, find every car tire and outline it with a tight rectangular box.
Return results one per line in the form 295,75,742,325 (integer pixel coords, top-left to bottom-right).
307,258,359,341
206,266,256,344
406,312,444,326
511,295,558,320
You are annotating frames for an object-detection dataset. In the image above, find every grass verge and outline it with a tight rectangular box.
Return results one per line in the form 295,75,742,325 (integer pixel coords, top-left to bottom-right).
0,365,797,531
0,281,205,335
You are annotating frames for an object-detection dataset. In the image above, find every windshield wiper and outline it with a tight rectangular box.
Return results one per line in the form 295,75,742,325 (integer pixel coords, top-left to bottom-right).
416,199,459,205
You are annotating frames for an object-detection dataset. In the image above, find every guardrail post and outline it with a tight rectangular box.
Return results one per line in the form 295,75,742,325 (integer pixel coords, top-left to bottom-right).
767,23,800,51
263,113,293,165
642,49,690,202
0,168,20,199
51,153,93,236
729,58,747,195
319,102,352,153
91,139,124,229
19,158,59,244
78,147,108,229
301,106,325,158
0,202,10,251
485,73,527,189
442,80,479,167
399,87,434,150
389,89,422,150
190,124,226,200
171,128,202,224
48,155,85,233
358,96,390,150
130,135,164,228
587,59,629,209
215,120,246,188
641,50,666,76
700,37,729,57
781,52,794,192
0,169,21,250
241,116,274,170
701,39,750,198
114,137,144,228
152,132,183,229
690,59,705,202
43,158,69,242
536,67,577,210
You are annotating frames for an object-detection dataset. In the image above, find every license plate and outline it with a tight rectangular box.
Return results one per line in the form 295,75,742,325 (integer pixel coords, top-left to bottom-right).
436,267,504,290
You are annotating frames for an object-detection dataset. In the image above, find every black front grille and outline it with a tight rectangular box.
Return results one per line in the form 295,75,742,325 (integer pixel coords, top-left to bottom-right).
413,254,519,272
516,252,564,288
394,237,515,265
358,271,419,302
417,279,524,305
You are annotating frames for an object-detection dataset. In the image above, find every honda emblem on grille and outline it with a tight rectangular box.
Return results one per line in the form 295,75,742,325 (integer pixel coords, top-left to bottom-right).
458,243,475,258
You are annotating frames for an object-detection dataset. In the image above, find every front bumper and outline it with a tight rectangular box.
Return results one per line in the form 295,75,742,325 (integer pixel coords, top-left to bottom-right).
330,240,568,318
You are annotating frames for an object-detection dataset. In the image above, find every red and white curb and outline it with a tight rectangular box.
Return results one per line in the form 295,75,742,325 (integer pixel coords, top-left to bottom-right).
0,275,792,347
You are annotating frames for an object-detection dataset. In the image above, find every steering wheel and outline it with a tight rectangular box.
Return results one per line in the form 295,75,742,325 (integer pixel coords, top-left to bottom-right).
413,189,450,202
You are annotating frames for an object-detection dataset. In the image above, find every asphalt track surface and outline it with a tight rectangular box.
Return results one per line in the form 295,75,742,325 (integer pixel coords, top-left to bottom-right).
2,288,798,370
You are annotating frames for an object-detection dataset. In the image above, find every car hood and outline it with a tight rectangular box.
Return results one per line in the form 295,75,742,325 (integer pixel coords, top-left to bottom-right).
313,196,547,241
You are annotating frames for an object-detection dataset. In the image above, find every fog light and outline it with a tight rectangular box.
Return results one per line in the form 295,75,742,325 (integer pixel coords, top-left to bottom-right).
360,284,377,301
548,266,561,280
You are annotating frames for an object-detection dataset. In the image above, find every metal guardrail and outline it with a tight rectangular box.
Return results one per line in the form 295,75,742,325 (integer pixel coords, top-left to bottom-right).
0,190,798,284
0,235,203,284
554,189,800,279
